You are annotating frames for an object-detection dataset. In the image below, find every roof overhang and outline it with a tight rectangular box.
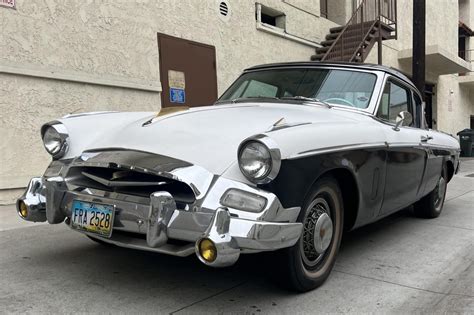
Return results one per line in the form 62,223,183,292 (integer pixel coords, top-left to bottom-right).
398,45,472,76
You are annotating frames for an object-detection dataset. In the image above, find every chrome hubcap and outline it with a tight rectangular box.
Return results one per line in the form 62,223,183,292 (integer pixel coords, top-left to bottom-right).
314,213,333,254
300,197,333,267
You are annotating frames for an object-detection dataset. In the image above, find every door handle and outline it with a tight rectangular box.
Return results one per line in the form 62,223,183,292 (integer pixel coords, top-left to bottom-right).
420,135,433,142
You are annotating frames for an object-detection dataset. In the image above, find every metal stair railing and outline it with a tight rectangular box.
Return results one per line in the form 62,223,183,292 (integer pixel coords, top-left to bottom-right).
321,0,397,62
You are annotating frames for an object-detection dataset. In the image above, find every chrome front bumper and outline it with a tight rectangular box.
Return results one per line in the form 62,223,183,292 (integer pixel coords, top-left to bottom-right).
17,174,302,267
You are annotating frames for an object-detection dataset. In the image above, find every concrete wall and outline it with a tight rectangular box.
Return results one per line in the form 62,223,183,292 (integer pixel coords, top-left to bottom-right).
0,0,337,203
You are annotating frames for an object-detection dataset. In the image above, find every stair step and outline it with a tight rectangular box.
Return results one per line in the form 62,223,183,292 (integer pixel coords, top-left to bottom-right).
315,46,330,54
311,51,363,61
329,25,345,33
329,21,379,34
320,39,336,46
311,54,363,63
326,30,375,41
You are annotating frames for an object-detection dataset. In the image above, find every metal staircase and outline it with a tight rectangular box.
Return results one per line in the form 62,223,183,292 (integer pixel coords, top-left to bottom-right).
312,0,397,63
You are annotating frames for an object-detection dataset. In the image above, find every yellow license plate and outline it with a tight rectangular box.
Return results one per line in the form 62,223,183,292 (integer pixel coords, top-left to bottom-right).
70,200,115,238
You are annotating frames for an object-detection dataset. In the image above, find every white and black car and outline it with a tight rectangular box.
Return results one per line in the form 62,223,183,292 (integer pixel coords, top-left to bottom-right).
17,62,460,291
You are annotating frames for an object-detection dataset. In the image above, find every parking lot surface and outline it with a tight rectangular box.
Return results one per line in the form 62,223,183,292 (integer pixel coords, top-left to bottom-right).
1,159,473,314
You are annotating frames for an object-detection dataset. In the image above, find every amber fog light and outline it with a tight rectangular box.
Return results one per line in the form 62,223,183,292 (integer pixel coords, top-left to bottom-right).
198,238,217,263
18,201,28,218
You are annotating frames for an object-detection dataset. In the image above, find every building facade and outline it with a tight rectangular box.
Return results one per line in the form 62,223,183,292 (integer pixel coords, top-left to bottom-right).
0,0,473,203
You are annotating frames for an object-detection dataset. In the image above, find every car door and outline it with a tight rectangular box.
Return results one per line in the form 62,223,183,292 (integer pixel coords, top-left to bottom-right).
414,92,445,196
376,78,428,215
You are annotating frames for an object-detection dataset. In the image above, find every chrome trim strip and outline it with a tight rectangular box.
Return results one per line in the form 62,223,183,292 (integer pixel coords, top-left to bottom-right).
62,111,118,119
289,141,459,160
82,171,168,187
289,142,388,159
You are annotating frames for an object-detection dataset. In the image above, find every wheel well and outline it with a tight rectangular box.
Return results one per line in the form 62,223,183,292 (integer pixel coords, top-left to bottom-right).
322,168,359,232
446,160,455,182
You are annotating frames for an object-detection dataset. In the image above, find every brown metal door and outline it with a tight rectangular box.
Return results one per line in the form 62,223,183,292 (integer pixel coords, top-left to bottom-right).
158,33,218,108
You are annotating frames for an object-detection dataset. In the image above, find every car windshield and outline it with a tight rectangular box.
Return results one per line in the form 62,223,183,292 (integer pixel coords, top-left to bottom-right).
217,68,377,109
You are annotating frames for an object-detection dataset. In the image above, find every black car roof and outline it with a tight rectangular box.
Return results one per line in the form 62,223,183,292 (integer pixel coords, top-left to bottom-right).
244,61,417,91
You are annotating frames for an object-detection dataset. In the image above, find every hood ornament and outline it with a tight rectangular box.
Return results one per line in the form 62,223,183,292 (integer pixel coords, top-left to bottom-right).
142,106,190,127
267,117,311,132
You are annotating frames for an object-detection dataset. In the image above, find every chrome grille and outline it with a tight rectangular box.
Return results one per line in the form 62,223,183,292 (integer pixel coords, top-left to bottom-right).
66,165,196,204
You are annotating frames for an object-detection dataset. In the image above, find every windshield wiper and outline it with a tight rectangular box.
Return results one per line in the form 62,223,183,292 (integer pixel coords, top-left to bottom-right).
280,96,332,108
230,96,280,104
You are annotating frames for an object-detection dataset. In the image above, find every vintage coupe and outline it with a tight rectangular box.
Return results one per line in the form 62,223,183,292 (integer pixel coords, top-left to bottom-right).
18,62,460,291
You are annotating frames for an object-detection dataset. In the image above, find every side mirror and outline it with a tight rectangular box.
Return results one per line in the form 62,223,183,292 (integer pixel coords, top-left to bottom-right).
393,111,413,131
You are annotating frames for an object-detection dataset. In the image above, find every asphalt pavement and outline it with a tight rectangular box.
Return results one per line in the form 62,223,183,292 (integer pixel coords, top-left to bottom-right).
0,159,473,314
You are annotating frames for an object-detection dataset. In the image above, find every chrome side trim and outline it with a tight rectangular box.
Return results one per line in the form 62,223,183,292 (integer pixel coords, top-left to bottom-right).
289,141,459,160
289,142,388,159
62,111,118,119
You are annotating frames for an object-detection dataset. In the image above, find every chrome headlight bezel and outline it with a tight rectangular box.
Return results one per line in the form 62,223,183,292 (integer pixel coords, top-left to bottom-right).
40,121,70,159
237,135,281,184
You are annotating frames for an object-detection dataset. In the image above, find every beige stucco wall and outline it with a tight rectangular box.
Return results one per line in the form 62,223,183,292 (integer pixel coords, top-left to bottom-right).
437,75,474,135
0,0,337,203
459,0,473,28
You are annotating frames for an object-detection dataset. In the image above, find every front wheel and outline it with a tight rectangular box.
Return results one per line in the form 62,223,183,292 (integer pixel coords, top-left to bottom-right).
280,176,344,292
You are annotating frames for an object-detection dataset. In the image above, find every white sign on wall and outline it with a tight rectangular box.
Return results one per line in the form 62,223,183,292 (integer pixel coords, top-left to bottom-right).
0,0,15,9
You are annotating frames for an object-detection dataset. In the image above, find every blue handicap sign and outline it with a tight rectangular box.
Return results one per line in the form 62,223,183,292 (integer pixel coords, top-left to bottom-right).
170,88,185,104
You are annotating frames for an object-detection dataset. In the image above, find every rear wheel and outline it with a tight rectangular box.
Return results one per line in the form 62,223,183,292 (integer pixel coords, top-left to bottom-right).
413,165,448,218
280,176,344,292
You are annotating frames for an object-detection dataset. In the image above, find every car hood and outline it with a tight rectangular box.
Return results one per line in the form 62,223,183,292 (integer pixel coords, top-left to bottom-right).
62,103,362,175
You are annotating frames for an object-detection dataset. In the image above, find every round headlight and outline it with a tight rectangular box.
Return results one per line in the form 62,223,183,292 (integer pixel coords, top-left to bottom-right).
239,142,272,180
41,122,69,158
238,136,281,184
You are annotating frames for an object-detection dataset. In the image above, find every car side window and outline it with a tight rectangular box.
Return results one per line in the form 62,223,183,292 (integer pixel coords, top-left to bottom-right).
376,80,412,125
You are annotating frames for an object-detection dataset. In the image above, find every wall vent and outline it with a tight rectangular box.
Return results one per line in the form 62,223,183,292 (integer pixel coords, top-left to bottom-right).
219,2,229,16
217,1,231,21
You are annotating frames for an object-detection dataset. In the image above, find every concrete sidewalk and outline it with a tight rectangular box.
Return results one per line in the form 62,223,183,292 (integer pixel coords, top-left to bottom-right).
0,159,473,314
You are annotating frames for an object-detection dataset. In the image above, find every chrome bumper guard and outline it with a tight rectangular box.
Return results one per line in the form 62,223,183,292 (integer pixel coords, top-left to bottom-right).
17,176,302,267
